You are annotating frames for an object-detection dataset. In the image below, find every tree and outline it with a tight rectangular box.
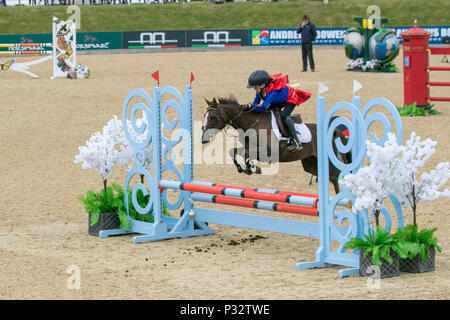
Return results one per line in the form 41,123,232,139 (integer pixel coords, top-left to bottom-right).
74,116,131,191
340,133,406,227
395,132,450,227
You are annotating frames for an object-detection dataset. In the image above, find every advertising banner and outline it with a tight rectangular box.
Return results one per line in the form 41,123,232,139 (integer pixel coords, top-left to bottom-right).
0,33,52,45
2,25,449,52
251,26,450,47
393,26,450,45
77,32,122,50
122,30,186,49
251,28,347,46
0,32,121,51
186,30,249,47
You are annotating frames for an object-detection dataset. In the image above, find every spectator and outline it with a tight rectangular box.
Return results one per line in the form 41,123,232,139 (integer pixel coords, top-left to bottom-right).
297,15,317,72
1,0,6,6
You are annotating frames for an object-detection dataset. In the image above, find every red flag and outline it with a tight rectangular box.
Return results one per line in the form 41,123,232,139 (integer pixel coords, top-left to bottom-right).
190,72,195,85
151,70,159,85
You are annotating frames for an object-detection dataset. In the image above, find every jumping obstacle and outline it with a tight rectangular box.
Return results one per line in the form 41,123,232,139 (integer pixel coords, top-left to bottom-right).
428,46,450,103
0,50,53,55
401,22,450,107
160,180,319,216
0,43,53,56
0,17,76,79
100,85,405,277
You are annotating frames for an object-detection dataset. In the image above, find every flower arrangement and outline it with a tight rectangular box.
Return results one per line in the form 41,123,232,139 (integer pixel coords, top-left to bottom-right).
74,114,167,232
76,64,91,79
67,64,90,79
344,226,407,268
340,133,406,227
394,132,449,225
74,116,131,192
341,132,449,274
346,58,397,72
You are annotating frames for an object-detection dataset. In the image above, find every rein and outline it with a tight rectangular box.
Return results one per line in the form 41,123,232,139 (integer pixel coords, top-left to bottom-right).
205,104,264,134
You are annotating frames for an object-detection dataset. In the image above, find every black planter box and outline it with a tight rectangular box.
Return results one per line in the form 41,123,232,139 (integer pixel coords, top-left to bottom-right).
359,249,400,279
88,212,120,236
400,246,435,273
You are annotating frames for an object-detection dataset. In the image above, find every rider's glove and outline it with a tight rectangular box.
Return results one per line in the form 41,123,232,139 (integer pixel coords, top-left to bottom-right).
241,103,252,111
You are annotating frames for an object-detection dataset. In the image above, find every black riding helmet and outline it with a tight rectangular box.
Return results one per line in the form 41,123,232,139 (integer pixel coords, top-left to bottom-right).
247,70,271,88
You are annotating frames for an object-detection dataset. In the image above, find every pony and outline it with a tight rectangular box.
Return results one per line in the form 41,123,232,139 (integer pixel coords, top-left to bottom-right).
201,97,350,194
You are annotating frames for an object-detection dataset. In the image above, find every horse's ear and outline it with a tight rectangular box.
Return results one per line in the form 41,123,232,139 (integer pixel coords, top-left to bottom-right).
204,98,211,106
212,97,218,105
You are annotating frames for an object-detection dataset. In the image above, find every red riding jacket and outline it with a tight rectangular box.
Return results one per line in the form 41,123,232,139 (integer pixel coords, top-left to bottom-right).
251,73,311,111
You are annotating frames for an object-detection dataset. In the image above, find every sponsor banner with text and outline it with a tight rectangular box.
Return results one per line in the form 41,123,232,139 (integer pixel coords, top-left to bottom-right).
0,32,122,51
251,28,347,46
77,32,122,50
2,26,448,53
251,26,450,46
393,26,450,45
186,30,249,47
122,30,186,49
0,33,52,46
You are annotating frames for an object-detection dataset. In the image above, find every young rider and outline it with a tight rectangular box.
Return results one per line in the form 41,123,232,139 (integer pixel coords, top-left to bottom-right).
244,70,311,151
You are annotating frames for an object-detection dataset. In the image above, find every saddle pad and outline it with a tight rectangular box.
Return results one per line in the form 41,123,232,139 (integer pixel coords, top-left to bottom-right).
270,111,312,143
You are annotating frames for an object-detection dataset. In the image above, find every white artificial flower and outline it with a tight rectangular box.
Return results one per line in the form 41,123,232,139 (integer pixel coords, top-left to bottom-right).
395,132,449,207
341,133,407,213
340,131,450,218
74,115,151,180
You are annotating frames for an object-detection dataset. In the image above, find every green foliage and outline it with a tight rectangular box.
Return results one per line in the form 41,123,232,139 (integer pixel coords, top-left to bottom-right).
0,0,449,34
344,227,408,267
78,184,170,230
117,187,171,230
396,103,441,117
394,224,442,262
377,61,398,72
78,184,124,227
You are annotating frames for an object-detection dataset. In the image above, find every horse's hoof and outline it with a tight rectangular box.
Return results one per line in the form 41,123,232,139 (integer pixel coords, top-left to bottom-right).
234,163,245,173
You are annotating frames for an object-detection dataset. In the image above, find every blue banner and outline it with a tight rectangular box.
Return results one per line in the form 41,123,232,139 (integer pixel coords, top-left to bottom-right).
250,26,450,46
250,28,347,46
393,26,450,45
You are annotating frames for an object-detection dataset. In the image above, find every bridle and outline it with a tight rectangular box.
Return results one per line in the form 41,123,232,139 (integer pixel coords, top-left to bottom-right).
202,103,265,135
203,105,245,132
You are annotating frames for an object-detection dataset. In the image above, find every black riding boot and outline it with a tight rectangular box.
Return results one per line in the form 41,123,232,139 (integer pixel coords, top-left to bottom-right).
284,116,303,151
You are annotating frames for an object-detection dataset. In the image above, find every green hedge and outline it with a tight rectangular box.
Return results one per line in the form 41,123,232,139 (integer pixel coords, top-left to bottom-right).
0,0,449,35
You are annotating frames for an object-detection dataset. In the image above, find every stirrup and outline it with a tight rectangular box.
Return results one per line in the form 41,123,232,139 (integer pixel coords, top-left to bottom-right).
287,138,303,151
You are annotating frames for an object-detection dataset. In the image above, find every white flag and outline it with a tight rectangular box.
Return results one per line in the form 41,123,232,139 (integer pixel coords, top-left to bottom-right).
318,82,329,96
53,16,58,22
353,80,362,96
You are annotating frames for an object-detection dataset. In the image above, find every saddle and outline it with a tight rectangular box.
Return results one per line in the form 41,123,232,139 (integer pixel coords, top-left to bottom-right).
271,109,303,138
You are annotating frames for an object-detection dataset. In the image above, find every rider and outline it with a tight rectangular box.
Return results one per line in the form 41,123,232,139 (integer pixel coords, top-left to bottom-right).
244,70,311,151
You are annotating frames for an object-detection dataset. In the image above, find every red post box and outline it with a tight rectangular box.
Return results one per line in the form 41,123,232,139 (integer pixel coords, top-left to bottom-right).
401,23,431,107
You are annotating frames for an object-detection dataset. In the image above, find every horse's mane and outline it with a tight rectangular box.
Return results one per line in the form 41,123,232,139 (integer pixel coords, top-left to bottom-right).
217,95,240,107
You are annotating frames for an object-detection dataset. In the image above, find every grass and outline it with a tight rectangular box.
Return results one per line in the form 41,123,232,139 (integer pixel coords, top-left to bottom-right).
396,103,441,116
0,0,449,34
